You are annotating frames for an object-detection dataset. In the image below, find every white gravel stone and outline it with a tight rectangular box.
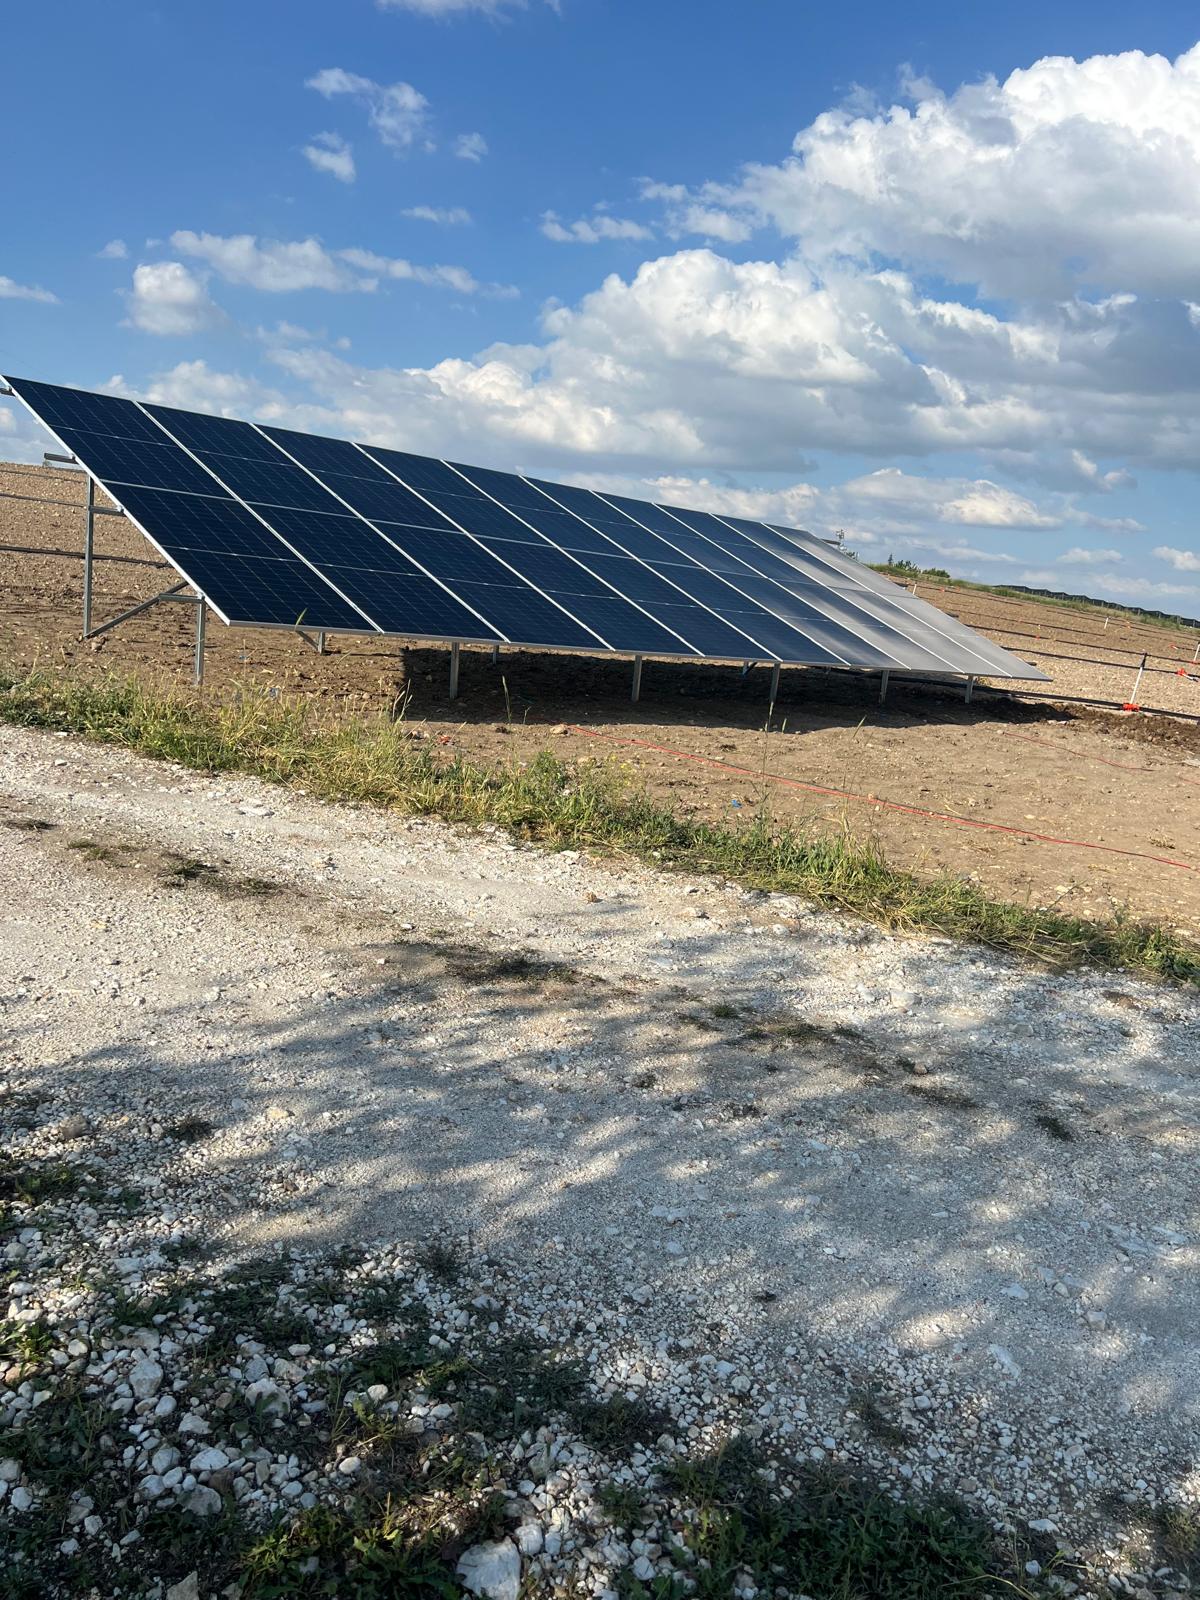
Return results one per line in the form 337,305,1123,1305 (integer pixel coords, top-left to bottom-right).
129,1358,164,1399
457,1539,522,1600
183,1485,222,1518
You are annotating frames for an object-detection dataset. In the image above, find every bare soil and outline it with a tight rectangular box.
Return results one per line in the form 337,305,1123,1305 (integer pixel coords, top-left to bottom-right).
3,462,1199,935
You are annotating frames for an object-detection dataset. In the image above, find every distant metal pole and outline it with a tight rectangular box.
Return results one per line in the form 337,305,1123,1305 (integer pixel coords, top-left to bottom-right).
1193,639,1199,664
879,669,889,704
768,662,781,705
449,641,461,700
631,655,643,703
82,477,95,638
964,675,975,704
1125,652,1146,708
193,601,207,686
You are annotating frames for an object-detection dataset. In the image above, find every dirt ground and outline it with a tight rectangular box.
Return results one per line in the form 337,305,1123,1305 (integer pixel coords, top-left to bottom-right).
3,461,1200,935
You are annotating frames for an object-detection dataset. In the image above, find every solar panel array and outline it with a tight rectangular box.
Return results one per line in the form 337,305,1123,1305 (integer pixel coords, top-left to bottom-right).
3,376,1045,680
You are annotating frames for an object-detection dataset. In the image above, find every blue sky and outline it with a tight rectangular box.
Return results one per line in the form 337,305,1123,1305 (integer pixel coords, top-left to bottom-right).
3,0,1200,611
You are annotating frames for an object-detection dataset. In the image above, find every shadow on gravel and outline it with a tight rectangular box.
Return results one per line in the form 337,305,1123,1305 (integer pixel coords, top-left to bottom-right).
7,909,1197,1433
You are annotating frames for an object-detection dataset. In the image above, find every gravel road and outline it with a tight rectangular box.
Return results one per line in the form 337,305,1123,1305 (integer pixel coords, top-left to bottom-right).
2,722,1198,1580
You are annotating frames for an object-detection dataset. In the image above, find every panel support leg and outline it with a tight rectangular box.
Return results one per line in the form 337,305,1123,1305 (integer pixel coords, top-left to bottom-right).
316,630,326,655
768,662,781,705
449,641,461,701
964,675,975,704
879,669,889,704
631,655,643,704
82,476,95,638
490,644,500,665
194,600,207,686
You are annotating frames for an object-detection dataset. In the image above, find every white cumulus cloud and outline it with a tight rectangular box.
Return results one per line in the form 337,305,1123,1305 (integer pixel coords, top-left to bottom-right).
0,273,58,303
126,262,222,335
665,43,1200,299
454,132,488,162
541,210,654,244
97,239,129,261
303,132,356,183
168,230,512,299
1058,546,1124,564
170,232,371,293
1154,545,1200,572
306,68,431,153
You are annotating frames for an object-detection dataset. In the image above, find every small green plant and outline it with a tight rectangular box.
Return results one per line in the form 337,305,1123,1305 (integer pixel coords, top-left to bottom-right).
596,1480,647,1527
0,1153,93,1205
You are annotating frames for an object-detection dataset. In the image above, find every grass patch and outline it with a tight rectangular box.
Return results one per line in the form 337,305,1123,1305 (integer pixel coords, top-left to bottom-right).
655,1439,1058,1600
0,1378,111,1494
66,837,131,865
0,1152,94,1206
3,666,1197,985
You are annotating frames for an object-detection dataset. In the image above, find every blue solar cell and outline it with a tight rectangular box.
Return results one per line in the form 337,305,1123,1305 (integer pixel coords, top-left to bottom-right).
307,471,458,528
167,548,371,632
145,407,286,462
722,610,845,663
56,429,225,496
421,491,539,541
642,563,762,615
193,451,342,515
251,505,422,573
261,427,396,482
538,596,696,655
449,464,545,508
114,486,295,562
472,541,614,596
511,506,625,555
359,446,467,498
448,583,601,649
315,569,503,641
650,605,780,660
6,379,167,443
375,527,527,586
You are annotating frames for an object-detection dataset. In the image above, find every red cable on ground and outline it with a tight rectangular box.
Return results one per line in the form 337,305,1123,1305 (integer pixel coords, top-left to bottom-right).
568,725,1199,875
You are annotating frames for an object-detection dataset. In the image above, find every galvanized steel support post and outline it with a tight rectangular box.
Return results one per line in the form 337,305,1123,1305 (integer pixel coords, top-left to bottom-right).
449,641,461,701
82,477,95,638
490,644,500,665
879,669,889,704
193,601,207,686
631,655,643,703
964,676,975,704
769,662,781,705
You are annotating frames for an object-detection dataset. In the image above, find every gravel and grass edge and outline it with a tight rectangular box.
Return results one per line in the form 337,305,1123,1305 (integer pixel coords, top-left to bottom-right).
2,665,1197,987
